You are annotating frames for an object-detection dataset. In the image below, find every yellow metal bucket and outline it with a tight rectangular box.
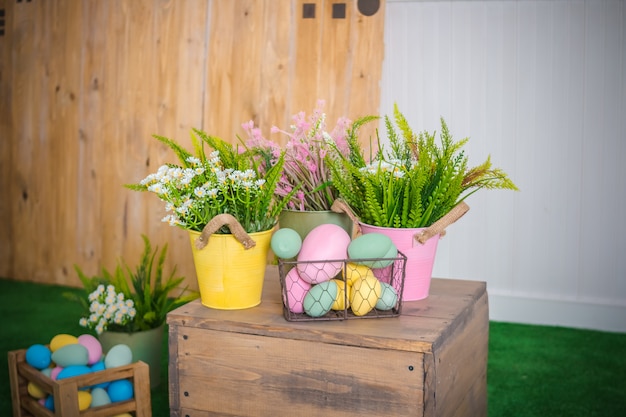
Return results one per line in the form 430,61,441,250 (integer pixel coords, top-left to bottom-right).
188,228,273,310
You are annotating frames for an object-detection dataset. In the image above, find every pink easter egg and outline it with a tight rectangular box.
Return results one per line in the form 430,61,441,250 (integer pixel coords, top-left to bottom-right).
78,334,103,365
283,267,312,314
50,366,63,380
297,224,351,284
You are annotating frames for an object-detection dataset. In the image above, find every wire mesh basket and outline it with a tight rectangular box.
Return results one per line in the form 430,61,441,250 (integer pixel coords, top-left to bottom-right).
278,251,407,321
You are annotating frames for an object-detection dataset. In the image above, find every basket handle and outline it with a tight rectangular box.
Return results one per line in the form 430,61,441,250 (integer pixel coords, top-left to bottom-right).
331,199,362,238
414,201,470,245
194,213,257,250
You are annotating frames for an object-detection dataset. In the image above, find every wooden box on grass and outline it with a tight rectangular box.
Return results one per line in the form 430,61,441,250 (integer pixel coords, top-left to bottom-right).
167,266,489,417
8,348,152,417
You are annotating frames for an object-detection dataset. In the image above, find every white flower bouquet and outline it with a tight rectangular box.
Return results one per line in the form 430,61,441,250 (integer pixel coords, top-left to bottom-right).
79,284,137,335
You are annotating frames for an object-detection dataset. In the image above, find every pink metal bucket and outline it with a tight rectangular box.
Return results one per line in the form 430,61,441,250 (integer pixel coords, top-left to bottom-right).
359,223,440,301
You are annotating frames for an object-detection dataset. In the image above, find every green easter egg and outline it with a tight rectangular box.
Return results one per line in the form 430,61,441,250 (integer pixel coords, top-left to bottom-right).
271,228,303,259
348,233,397,268
303,281,338,317
376,282,399,311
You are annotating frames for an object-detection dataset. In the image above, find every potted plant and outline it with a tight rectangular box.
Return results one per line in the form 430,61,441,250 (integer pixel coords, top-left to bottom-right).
327,103,518,300
241,100,376,240
125,129,295,310
65,234,199,387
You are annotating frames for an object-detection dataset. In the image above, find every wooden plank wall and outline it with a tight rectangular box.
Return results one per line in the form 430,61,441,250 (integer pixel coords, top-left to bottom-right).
0,0,385,288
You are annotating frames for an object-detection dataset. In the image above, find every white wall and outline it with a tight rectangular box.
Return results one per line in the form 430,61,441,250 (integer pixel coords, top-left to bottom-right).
380,0,626,332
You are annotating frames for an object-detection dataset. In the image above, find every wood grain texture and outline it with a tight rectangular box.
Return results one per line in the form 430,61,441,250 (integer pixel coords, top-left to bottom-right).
167,267,487,416
0,0,14,275
0,0,385,288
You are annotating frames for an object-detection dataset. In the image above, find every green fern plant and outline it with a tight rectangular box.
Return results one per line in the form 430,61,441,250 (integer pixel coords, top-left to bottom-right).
125,129,296,234
328,104,518,228
64,235,199,333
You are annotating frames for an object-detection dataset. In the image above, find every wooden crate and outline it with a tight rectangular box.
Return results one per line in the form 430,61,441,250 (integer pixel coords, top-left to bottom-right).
8,348,152,417
167,266,489,417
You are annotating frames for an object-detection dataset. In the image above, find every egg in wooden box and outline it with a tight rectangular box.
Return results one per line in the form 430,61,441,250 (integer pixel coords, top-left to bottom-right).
297,224,351,284
50,333,79,352
77,333,103,365
51,343,89,367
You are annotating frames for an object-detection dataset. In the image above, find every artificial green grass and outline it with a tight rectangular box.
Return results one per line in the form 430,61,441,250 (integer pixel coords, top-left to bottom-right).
1,278,625,416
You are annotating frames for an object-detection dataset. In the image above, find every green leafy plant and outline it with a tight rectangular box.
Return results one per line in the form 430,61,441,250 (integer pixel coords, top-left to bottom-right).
64,235,199,334
328,104,518,228
125,129,295,234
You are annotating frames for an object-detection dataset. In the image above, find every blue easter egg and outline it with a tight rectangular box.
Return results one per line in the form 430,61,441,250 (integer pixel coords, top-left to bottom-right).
25,344,52,370
57,364,92,380
107,379,134,402
90,361,110,389
44,395,55,411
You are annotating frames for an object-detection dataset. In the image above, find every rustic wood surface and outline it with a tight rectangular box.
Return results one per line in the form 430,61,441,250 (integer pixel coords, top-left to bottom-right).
167,267,488,416
0,0,386,288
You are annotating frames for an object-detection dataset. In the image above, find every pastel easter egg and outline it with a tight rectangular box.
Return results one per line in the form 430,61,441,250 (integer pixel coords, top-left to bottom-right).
343,263,376,287
104,344,133,369
376,282,399,311
27,381,47,399
50,334,79,352
107,379,134,402
348,233,397,268
90,361,110,389
78,334,103,365
50,366,63,380
77,391,92,411
297,224,351,284
44,395,55,411
303,280,338,318
271,228,302,259
330,278,351,311
51,343,89,367
283,267,312,314
41,367,52,378
350,276,382,317
57,364,92,380
25,344,52,370
90,387,112,407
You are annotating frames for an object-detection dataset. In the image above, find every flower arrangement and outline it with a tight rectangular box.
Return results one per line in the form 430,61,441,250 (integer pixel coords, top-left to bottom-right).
126,129,293,234
242,100,376,211
79,285,137,335
65,235,199,334
328,104,519,228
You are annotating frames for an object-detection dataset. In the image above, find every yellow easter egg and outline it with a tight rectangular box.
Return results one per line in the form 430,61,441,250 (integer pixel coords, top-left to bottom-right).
330,279,351,311
343,263,376,287
27,382,47,399
350,276,382,317
50,334,79,352
77,390,92,411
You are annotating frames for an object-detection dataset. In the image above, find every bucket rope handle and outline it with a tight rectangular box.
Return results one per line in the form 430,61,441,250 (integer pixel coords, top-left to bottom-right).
194,213,256,250
414,201,470,245
331,199,470,244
